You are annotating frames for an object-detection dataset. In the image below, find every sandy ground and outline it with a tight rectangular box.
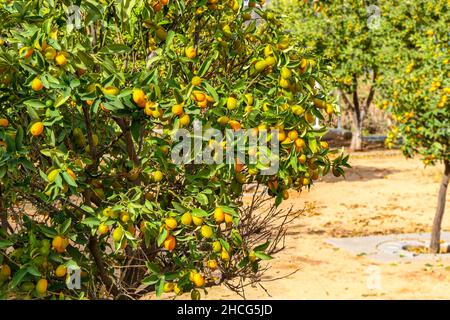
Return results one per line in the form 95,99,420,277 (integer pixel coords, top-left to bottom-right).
202,150,450,300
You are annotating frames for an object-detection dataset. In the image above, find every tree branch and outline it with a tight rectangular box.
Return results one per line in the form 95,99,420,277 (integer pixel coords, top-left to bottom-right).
364,69,378,110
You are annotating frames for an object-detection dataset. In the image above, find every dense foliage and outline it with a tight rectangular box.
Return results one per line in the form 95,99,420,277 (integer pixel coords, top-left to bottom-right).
0,0,347,299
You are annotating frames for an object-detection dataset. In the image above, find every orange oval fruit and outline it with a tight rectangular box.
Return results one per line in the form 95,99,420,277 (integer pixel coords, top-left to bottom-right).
30,122,44,136
192,273,205,288
31,78,44,91
201,225,213,239
36,279,48,295
165,217,178,230
0,118,9,128
55,52,68,66
185,46,196,59
214,207,225,223
55,265,67,277
164,234,176,251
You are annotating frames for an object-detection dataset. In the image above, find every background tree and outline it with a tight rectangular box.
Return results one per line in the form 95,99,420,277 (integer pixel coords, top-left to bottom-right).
271,0,387,150
0,0,347,299
381,0,449,253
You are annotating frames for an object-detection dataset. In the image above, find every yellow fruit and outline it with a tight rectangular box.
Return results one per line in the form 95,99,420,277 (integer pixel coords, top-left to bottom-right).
265,56,276,66
281,66,292,79
207,260,218,270
181,212,192,226
193,91,206,102
173,284,182,295
98,223,109,235
132,89,146,105
221,248,230,261
212,241,222,252
165,217,178,230
244,94,254,106
36,279,48,295
229,120,241,131
52,236,69,253
31,78,44,91
217,116,229,126
164,234,176,251
295,138,305,149
151,108,163,118
192,215,203,226
292,105,305,116
179,114,190,126
320,141,329,150
277,36,290,50
224,213,233,225
192,273,205,288
185,46,196,59
201,225,213,238
255,60,268,72
313,98,326,109
283,190,289,200
120,212,130,223
326,104,334,116
302,177,310,186
288,130,298,141
102,86,119,96
227,97,238,110
102,208,112,217
172,104,183,116
0,118,9,128
191,76,202,86
163,282,174,293
55,265,67,278
248,251,257,262
112,227,124,242
305,112,315,124
279,78,290,89
153,170,164,182
55,52,68,66
214,207,225,223
0,264,11,278
264,45,273,57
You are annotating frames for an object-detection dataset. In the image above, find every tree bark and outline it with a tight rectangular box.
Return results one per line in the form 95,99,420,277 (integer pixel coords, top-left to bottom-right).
350,119,363,151
430,160,450,253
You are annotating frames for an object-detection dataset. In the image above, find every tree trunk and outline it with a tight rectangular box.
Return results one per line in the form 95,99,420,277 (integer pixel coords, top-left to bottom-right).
430,160,450,253
350,116,363,151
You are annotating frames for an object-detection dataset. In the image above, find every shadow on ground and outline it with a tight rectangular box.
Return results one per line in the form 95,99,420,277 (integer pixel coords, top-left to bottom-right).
322,165,399,183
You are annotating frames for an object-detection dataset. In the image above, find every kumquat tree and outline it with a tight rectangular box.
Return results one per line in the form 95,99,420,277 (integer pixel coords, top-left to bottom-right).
0,0,348,300
381,0,449,253
271,0,386,150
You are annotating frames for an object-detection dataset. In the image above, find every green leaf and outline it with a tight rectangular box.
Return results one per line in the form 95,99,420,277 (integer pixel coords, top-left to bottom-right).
0,240,13,249
27,265,42,277
156,277,165,298
253,241,270,252
11,267,28,288
98,44,132,54
62,172,77,187
81,217,100,227
157,228,168,247
254,251,273,260
191,208,209,217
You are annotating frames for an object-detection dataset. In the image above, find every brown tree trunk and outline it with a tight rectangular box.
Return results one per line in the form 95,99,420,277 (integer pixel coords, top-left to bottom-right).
430,160,450,253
